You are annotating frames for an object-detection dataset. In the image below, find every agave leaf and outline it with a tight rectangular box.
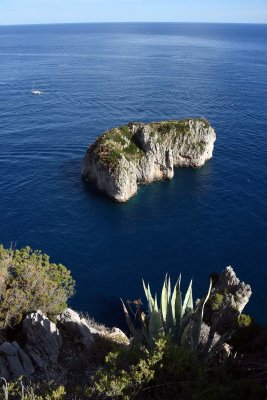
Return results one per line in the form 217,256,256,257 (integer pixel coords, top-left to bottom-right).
180,319,193,350
166,276,173,334
154,293,159,311
140,311,148,326
143,280,154,314
161,274,168,325
191,279,212,351
205,332,231,362
148,284,155,309
142,279,148,299
149,308,163,342
168,275,171,301
182,279,193,317
171,281,177,323
187,281,194,311
178,310,194,345
178,273,181,291
201,325,216,359
120,299,138,340
166,306,174,334
171,275,181,321
140,311,152,348
172,278,182,336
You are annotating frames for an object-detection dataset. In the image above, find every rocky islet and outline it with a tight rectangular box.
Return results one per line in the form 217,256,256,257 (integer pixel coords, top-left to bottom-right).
82,118,216,201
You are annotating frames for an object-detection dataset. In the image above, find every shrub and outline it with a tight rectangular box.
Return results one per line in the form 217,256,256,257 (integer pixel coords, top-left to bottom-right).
210,293,224,311
120,125,130,136
108,149,122,160
158,122,175,134
124,142,138,156
90,337,265,399
89,338,166,399
0,378,66,400
0,245,75,327
237,313,252,328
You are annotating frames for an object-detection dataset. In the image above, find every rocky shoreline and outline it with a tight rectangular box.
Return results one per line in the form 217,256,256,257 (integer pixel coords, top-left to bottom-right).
82,118,216,202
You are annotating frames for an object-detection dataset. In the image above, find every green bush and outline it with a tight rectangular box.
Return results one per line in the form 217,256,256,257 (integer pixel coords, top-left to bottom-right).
237,313,252,328
0,378,66,400
210,293,224,311
124,142,138,156
90,336,265,399
107,148,122,160
89,338,166,399
0,245,75,327
119,125,130,136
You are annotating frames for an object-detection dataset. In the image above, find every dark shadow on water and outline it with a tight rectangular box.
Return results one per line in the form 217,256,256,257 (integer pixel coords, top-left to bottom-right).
82,179,118,205
58,157,117,205
58,150,214,210
83,176,180,209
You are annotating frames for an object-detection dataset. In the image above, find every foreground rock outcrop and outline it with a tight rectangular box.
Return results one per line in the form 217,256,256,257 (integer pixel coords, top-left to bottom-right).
57,308,94,351
82,118,216,201
0,309,128,381
22,311,62,369
204,266,252,335
0,268,263,384
0,341,34,380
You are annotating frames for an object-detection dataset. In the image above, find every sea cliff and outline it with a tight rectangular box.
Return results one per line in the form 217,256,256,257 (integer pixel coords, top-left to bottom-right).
82,118,216,202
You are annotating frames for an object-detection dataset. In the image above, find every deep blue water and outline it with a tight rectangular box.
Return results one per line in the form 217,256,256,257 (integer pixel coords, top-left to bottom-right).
0,23,266,327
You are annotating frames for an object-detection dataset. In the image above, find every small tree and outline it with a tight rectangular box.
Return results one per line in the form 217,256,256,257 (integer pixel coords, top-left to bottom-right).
0,245,75,327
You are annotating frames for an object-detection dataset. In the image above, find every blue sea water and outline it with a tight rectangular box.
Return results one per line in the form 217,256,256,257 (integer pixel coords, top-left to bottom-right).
0,23,266,326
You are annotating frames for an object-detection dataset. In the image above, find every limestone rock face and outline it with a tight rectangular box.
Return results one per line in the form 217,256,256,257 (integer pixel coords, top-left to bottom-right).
0,341,34,380
216,266,252,313
82,118,216,202
57,308,94,350
57,308,129,347
108,327,129,343
205,266,252,334
22,310,62,368
0,308,129,382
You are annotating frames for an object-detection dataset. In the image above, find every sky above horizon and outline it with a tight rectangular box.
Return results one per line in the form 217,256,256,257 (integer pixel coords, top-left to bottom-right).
0,0,266,25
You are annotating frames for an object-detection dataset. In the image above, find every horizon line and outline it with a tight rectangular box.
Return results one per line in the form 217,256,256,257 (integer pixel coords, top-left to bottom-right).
0,21,266,27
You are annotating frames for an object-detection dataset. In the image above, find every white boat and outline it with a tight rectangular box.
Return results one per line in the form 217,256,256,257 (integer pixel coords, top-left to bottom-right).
31,81,41,95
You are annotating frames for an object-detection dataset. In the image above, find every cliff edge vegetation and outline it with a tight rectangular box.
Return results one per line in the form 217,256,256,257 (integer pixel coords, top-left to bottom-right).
0,244,266,400
0,245,75,328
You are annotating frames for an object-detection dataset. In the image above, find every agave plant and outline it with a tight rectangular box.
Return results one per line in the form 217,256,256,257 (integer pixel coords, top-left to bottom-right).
121,275,212,352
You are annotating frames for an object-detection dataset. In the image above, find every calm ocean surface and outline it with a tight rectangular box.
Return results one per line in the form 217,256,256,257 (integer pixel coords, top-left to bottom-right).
0,23,266,326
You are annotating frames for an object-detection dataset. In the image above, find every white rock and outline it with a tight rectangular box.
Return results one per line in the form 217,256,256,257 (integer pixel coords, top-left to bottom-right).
205,266,252,335
57,308,94,350
217,266,252,313
22,310,62,368
108,328,129,344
